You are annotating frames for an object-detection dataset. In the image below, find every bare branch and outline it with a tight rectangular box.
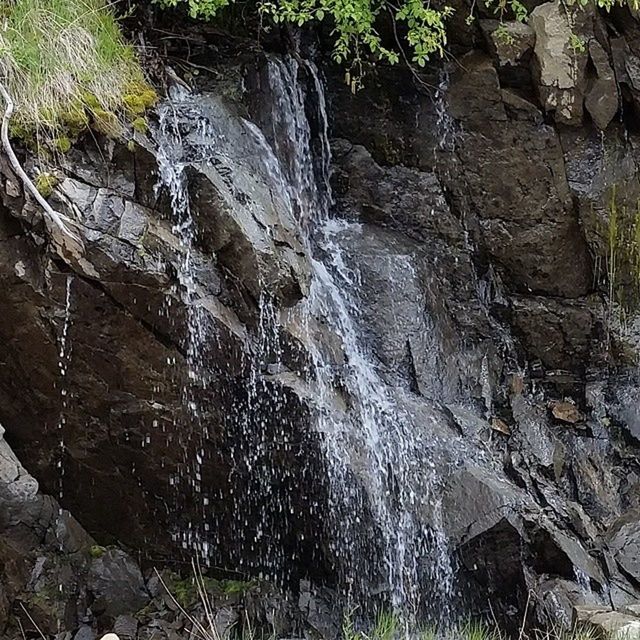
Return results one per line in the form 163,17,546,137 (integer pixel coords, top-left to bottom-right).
0,78,85,257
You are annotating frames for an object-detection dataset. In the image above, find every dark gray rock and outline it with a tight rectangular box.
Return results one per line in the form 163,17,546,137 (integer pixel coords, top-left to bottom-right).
442,465,527,544
298,581,341,640
585,40,619,130
114,614,139,639
447,52,593,298
88,549,149,617
73,626,96,640
608,512,640,583
480,20,535,67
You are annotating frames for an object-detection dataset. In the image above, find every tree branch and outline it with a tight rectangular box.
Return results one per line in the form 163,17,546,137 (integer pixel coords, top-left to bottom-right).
0,79,84,255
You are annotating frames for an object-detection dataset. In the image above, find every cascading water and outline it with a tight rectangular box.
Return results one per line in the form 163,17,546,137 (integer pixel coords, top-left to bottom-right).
257,57,456,620
153,82,312,581
152,57,456,625
155,87,216,559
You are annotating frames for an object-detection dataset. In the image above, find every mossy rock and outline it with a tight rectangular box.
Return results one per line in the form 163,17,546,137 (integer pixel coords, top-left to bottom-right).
91,108,123,137
53,136,72,154
220,579,257,595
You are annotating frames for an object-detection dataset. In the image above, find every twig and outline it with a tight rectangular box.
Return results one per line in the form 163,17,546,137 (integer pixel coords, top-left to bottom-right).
18,602,47,640
0,78,83,251
386,6,437,93
519,589,533,640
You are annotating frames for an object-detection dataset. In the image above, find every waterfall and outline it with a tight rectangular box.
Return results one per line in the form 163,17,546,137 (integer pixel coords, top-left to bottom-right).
155,87,215,558
152,57,456,624
262,57,455,620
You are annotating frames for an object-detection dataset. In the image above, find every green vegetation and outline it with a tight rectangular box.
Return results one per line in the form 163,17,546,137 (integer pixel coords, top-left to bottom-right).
459,621,502,640
155,0,640,81
34,171,59,198
0,0,156,150
164,571,257,609
604,185,640,317
569,33,587,54
88,544,107,558
341,612,504,640
338,614,606,640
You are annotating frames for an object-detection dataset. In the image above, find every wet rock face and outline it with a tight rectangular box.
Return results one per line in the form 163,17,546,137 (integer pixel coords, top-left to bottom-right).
327,8,640,630
0,54,331,587
446,52,594,299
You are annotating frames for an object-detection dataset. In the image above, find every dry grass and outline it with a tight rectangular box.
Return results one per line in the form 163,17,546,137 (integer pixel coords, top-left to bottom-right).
0,0,156,149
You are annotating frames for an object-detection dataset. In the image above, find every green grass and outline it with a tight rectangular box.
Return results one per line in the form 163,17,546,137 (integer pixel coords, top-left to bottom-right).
458,621,502,640
603,185,640,325
373,611,400,640
0,0,156,149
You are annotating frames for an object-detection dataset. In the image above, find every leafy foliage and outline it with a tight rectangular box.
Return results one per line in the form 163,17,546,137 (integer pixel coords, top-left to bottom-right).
156,0,640,77
156,0,451,70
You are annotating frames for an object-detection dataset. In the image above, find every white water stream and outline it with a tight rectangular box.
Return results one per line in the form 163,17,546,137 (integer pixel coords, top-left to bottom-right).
56,275,74,507
153,57,455,623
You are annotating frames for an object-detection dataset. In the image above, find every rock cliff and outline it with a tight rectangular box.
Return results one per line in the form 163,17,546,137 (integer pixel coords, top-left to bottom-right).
3,3,640,638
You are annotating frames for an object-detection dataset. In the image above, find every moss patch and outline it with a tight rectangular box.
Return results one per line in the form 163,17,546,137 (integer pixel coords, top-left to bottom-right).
605,184,640,315
35,172,59,198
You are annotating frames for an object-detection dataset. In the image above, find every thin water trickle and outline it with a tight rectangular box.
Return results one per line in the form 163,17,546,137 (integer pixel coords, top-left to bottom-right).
56,275,73,508
435,70,457,153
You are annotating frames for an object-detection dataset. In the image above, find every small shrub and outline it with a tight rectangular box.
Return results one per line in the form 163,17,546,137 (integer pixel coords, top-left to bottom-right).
154,0,640,84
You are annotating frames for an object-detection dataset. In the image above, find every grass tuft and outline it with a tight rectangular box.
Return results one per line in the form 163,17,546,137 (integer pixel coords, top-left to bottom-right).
459,620,503,640
0,0,157,150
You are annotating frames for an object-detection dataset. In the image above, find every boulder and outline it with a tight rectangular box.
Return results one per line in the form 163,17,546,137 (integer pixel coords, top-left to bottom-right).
585,39,619,130
442,465,526,543
530,1,590,125
113,615,138,640
480,19,536,67
511,296,598,372
447,52,593,298
608,513,640,583
88,549,149,617
536,578,596,627
588,612,640,640
74,627,97,640
574,605,615,624
0,425,97,635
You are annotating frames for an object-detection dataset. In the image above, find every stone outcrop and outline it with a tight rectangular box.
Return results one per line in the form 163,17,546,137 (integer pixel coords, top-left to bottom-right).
481,20,535,68
0,423,155,638
575,606,640,640
530,1,591,125
325,1,640,628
